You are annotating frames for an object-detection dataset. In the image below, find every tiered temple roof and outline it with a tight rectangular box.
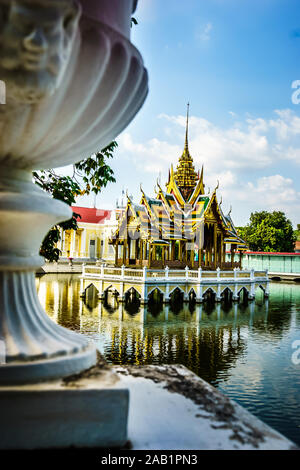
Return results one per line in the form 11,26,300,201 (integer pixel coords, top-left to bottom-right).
111,105,247,268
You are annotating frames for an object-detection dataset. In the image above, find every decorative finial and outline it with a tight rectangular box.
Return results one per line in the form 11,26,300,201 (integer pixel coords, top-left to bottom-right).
215,180,219,191
184,102,190,153
220,196,223,205
228,205,232,216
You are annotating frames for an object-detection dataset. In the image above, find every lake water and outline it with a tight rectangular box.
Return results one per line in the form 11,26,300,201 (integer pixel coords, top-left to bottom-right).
36,274,300,446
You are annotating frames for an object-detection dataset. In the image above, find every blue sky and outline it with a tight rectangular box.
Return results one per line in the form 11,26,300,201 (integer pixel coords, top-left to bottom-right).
74,0,300,227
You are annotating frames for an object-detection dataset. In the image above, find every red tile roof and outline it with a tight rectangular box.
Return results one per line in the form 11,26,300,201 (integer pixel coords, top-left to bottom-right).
72,206,111,224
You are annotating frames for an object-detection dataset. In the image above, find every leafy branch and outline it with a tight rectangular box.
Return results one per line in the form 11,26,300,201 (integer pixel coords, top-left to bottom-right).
33,141,117,262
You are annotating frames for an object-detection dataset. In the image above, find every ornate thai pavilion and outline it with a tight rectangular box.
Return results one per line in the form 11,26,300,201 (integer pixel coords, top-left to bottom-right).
110,106,246,269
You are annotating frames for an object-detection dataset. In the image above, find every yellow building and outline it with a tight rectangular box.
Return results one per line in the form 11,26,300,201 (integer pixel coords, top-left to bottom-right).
58,206,122,263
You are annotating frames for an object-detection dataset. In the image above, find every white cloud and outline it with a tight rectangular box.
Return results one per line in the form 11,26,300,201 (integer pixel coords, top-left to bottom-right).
220,175,300,225
195,22,213,42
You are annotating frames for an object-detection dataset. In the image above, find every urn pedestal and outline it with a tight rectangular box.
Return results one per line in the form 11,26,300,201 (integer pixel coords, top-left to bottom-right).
0,0,148,448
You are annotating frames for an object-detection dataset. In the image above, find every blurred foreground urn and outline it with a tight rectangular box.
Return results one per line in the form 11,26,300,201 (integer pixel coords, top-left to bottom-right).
0,0,148,384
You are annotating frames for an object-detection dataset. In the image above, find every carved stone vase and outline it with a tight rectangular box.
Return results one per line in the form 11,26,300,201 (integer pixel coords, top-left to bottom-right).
0,0,148,385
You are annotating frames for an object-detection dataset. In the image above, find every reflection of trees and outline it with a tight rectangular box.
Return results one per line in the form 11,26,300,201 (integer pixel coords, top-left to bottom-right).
251,284,296,340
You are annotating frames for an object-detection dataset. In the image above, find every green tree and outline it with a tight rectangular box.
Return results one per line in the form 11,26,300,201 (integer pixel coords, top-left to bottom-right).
239,211,296,252
295,223,300,241
33,142,117,262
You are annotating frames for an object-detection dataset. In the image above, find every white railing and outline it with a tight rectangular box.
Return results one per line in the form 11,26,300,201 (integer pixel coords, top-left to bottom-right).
82,264,268,283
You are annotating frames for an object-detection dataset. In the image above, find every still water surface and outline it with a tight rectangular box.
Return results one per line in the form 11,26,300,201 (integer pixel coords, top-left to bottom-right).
36,274,300,446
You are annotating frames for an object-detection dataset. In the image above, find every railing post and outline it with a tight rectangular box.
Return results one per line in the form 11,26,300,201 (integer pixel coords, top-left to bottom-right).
100,263,104,278
265,269,270,297
250,268,255,281
185,265,189,280
216,267,221,301
82,263,85,277
121,264,125,280
165,265,169,279
141,266,148,305
80,276,85,298
198,266,202,281
233,268,239,301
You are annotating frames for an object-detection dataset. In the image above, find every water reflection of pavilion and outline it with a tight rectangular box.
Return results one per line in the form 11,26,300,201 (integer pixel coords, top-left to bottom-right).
36,275,299,386
78,290,267,384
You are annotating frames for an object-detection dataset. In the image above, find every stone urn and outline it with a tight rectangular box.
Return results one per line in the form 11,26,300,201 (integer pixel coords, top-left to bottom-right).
0,0,148,385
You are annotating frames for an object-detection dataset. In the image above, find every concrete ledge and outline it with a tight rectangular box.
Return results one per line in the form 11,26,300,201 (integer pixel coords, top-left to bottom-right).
0,359,297,450
0,356,129,450
117,364,297,450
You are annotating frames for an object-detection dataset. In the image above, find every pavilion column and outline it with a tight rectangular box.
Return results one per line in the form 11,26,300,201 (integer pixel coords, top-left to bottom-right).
179,241,182,262
239,250,243,268
213,224,217,269
127,238,131,264
217,234,221,267
122,240,126,265
148,244,152,267
219,236,223,268
184,243,188,264
222,242,226,267
230,245,235,268
139,239,143,266
204,239,209,267
198,249,202,268
171,240,175,261
115,241,119,266
207,229,212,267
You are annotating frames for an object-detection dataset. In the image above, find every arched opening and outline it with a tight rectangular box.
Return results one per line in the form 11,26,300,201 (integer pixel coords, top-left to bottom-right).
102,286,120,312
188,288,196,302
188,288,196,312
84,283,99,310
169,287,184,314
203,288,216,303
123,288,140,316
258,285,266,295
124,287,141,303
221,287,232,303
238,287,249,303
148,287,164,305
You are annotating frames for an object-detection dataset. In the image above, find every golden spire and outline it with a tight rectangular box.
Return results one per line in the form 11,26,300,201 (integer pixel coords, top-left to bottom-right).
184,102,190,153
173,103,198,200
